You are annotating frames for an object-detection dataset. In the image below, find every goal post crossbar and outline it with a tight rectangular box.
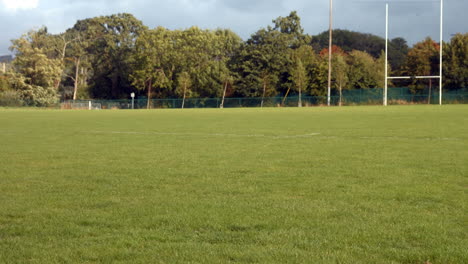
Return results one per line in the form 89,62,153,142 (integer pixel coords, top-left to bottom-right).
387,76,441,80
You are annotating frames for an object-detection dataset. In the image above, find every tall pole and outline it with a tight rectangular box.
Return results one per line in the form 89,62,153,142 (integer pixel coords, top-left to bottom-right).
439,0,444,105
327,0,333,106
384,3,389,106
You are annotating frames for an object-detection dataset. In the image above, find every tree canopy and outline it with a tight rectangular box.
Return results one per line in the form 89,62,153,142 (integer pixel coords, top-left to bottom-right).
2,11,466,106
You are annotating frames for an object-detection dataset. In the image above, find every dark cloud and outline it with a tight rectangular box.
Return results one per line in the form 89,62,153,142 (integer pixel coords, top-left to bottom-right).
1,0,466,55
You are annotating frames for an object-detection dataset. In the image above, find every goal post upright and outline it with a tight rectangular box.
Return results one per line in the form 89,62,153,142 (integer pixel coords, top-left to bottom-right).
327,0,333,107
384,2,391,107
439,0,444,105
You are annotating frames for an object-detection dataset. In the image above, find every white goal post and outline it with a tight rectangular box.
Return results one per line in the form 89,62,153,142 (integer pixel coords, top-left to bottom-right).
67,101,102,110
384,0,444,106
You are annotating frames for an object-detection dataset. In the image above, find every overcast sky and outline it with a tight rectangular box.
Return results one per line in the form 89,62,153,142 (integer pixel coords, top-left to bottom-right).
1,0,466,55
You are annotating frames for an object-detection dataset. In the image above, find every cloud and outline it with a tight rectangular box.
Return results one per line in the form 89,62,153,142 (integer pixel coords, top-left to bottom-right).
1,0,39,11
0,0,466,55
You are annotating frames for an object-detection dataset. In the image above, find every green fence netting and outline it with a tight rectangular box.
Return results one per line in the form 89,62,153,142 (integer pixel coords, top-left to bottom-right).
2,87,467,109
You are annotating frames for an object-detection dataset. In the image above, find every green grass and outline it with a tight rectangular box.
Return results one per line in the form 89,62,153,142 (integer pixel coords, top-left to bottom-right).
0,105,467,263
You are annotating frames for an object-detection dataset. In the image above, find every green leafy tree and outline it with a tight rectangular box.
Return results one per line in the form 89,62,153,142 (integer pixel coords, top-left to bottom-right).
0,62,11,92
289,56,307,107
21,27,74,94
272,11,310,48
60,28,93,100
214,29,242,100
73,13,147,99
220,73,234,108
311,29,407,72
443,33,468,89
9,30,63,106
389,37,409,73
232,31,282,98
0,75,9,92
284,45,316,105
309,56,329,98
405,37,440,102
176,72,192,109
333,54,349,106
174,27,217,98
175,28,240,98
348,50,381,90
310,46,346,99
131,27,172,108
233,11,310,101
233,30,282,99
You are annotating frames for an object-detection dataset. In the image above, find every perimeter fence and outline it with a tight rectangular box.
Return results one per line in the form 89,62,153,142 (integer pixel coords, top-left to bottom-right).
1,87,467,109
60,88,468,109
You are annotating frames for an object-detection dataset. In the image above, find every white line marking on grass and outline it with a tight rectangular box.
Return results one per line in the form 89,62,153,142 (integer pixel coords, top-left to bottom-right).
359,136,463,141
89,131,321,139
88,131,464,141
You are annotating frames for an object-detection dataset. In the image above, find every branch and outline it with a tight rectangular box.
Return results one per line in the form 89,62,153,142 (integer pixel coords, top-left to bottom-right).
65,74,76,82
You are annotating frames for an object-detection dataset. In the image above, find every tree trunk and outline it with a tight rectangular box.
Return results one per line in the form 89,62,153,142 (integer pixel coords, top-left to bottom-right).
147,79,152,109
298,87,302,107
81,68,87,86
54,40,70,91
220,81,228,109
339,83,343,107
111,72,118,99
72,57,81,101
282,86,291,107
428,79,432,104
182,83,186,109
261,81,266,108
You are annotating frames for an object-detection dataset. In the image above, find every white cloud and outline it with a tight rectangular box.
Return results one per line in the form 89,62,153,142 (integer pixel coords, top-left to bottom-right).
0,0,466,55
1,0,39,11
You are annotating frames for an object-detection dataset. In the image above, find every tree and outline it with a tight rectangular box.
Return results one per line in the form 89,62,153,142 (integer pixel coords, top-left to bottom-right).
443,33,468,89
348,50,381,90
0,75,9,92
233,11,311,101
131,27,172,108
405,37,440,103
232,29,284,98
311,29,407,72
289,56,307,107
9,29,63,106
312,45,348,102
220,73,234,109
58,28,92,100
333,54,349,106
74,14,147,99
309,55,329,98
174,27,219,98
0,62,10,92
21,27,74,95
389,37,409,73
272,11,310,48
214,29,242,102
176,72,192,109
287,45,315,106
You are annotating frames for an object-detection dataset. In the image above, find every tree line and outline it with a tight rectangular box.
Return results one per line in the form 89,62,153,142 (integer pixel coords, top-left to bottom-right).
0,12,467,106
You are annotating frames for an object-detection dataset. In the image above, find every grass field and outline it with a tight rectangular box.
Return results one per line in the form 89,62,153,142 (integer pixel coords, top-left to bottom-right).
0,106,467,263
